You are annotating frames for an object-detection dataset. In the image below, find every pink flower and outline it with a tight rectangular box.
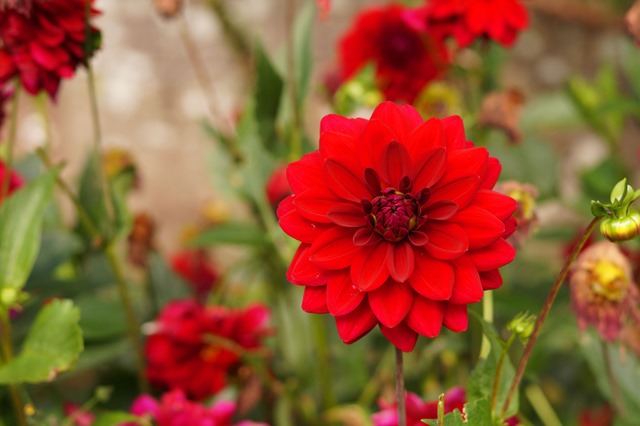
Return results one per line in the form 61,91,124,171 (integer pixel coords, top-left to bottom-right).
63,402,95,426
372,388,465,426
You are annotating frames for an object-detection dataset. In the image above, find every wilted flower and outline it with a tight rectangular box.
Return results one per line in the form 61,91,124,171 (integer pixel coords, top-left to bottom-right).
102,148,136,181
570,241,640,342
338,4,450,103
0,158,24,203
266,165,291,208
278,102,517,352
123,389,269,426
153,0,183,18
496,180,538,246
127,213,156,268
372,388,465,426
418,0,529,48
626,0,640,44
145,299,271,401
478,89,525,144
170,249,219,298
0,0,101,97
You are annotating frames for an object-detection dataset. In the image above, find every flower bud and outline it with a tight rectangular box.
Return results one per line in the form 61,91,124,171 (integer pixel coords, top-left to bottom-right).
599,209,640,242
507,312,536,343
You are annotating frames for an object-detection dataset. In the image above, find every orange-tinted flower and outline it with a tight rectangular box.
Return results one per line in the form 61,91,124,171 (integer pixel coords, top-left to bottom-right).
338,4,450,103
145,300,271,401
278,102,517,352
0,0,101,97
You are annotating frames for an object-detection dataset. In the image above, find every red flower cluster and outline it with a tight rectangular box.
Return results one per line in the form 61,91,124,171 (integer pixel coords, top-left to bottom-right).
372,388,465,426
0,158,24,203
170,249,219,298
124,389,269,426
0,87,12,133
145,299,271,401
418,0,529,48
278,102,517,352
339,4,449,103
0,0,101,97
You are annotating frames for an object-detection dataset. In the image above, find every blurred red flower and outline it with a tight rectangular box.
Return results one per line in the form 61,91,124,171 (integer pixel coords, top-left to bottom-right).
62,402,95,426
278,102,516,352
0,87,12,133
266,165,292,208
0,157,24,203
145,299,271,401
419,0,528,47
0,0,100,97
338,4,449,103
372,388,465,426
170,249,219,298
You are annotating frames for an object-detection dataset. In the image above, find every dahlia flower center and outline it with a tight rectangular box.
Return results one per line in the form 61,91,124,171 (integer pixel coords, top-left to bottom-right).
591,260,627,302
382,27,421,67
367,188,420,242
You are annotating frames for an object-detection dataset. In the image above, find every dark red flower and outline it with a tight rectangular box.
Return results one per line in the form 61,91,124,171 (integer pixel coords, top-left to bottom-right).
145,299,271,401
0,157,24,203
266,165,292,208
579,405,613,426
338,4,450,103
0,86,12,134
278,102,517,352
0,0,100,97
62,402,95,426
419,0,529,48
372,388,465,426
170,249,219,298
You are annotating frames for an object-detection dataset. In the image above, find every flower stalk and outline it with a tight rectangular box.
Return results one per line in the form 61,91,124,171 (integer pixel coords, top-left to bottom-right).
0,311,28,426
1,82,20,204
501,216,600,416
395,348,407,426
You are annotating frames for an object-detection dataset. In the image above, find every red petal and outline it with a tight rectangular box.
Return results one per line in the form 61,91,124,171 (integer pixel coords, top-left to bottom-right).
424,222,469,260
335,301,377,344
451,206,505,249
379,141,411,188
320,114,367,137
324,158,369,202
406,118,445,159
387,241,415,282
359,119,396,170
301,286,329,314
450,256,483,304
480,269,503,290
442,116,466,151
370,101,422,142
408,231,428,246
408,251,454,300
447,147,488,180
369,281,413,327
327,273,365,316
278,196,326,243
320,131,358,163
503,216,517,238
411,147,446,190
473,190,517,220
426,200,459,221
379,322,419,352
429,172,480,210
287,151,323,194
294,188,339,223
479,157,501,190
469,238,515,271
287,244,326,286
353,228,379,246
443,303,468,332
406,296,444,338
327,202,366,227
308,228,360,270
351,243,391,291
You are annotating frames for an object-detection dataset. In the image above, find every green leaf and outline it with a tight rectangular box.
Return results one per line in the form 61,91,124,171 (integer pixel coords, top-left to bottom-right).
92,412,141,426
590,201,608,218
293,1,314,104
77,150,111,241
189,221,266,247
467,313,519,418
77,296,128,342
610,178,628,203
0,167,58,295
423,409,465,426
255,42,284,153
0,299,83,383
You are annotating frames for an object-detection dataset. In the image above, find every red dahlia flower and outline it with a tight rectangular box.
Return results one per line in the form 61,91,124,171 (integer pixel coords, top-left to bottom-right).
0,0,101,98
339,4,449,103
170,249,219,298
420,0,529,48
145,299,270,401
0,158,24,203
278,102,517,352
266,165,292,208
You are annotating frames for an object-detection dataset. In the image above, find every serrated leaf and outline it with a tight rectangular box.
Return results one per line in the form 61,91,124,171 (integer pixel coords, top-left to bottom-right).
255,42,284,153
92,412,140,426
189,221,266,247
0,167,58,293
0,299,83,383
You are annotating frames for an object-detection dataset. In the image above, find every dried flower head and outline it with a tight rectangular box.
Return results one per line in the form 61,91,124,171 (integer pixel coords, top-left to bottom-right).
478,89,525,144
570,241,639,342
127,212,156,268
496,180,538,246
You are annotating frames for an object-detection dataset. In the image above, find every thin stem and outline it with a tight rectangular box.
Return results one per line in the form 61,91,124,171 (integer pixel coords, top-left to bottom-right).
395,348,407,426
0,312,28,426
601,340,625,416
205,0,252,64
490,334,516,413
479,290,494,359
501,217,600,417
285,0,302,162
105,244,148,393
1,83,20,204
524,384,562,426
311,315,336,410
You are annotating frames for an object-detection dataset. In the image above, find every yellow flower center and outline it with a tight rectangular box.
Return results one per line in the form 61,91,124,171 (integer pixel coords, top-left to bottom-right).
591,260,627,302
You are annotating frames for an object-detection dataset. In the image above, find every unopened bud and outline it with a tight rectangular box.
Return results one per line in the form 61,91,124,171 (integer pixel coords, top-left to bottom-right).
507,312,536,343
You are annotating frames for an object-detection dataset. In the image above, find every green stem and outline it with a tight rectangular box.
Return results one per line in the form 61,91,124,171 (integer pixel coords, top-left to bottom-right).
479,290,494,359
601,340,625,416
490,333,516,413
311,315,336,411
396,348,407,426
1,83,20,204
205,0,252,64
0,312,28,426
105,244,148,393
501,217,600,417
356,345,394,407
524,384,562,426
285,0,302,162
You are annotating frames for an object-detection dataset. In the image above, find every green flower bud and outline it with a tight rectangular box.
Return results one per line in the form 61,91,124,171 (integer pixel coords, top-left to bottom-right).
507,312,536,344
599,210,640,242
